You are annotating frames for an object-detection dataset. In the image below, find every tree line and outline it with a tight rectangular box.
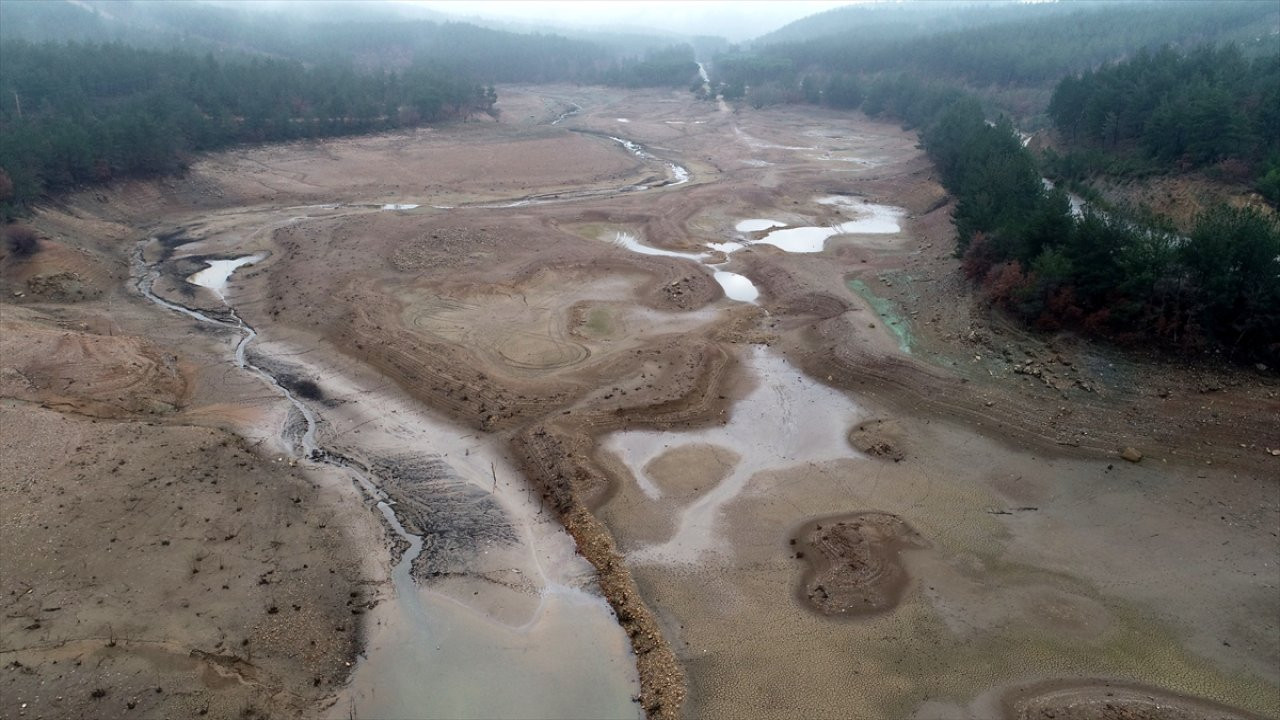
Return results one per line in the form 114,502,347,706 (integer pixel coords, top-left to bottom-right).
696,2,1280,362
1047,45,1280,203
714,1,1277,107
0,41,496,217
808,75,1278,362
0,38,701,218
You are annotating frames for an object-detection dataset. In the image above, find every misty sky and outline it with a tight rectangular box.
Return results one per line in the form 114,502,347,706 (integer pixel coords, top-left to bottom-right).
408,1,854,42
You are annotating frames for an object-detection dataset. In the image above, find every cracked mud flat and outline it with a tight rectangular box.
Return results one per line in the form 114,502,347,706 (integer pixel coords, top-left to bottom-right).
2,85,1277,720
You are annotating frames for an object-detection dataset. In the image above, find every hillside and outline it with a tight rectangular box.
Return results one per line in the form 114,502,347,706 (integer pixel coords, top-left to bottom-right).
0,2,702,216
721,0,1278,118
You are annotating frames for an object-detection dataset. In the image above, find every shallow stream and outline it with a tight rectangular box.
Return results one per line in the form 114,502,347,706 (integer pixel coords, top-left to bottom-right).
138,244,641,719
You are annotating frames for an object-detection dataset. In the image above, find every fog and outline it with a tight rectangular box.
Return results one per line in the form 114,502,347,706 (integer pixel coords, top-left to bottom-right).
407,0,853,42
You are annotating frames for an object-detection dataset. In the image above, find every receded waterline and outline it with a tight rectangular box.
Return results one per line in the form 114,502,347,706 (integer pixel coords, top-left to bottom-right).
136,240,640,719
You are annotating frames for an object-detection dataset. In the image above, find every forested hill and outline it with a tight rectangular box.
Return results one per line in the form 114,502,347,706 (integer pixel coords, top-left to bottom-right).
752,1,1078,47
717,1,1278,102
705,0,1280,362
0,2,704,217
0,0,696,84
0,42,496,217
1048,46,1280,204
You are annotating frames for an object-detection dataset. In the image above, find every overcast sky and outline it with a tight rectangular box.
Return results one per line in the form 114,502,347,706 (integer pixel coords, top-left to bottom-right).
408,1,854,42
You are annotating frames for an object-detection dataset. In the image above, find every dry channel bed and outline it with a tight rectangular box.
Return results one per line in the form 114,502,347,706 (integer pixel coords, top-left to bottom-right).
2,85,1276,720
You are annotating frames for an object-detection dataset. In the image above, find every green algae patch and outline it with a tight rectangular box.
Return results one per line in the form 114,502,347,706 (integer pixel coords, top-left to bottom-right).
847,277,914,353
581,306,619,339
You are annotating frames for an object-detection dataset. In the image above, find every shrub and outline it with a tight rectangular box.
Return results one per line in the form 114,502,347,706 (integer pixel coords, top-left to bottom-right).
5,225,40,257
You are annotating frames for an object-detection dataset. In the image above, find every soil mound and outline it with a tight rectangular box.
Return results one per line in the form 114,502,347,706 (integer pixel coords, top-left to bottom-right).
848,417,906,461
1,236,118,302
0,309,186,417
793,512,925,617
1003,680,1264,720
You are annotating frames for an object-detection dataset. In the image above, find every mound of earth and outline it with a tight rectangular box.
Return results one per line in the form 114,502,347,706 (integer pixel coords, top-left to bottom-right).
1,236,118,302
0,308,186,417
793,512,925,616
1003,680,1264,720
848,417,906,461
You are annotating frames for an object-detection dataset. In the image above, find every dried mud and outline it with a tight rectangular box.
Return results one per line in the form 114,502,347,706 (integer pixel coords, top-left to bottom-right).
1003,679,1266,720
2,85,1276,720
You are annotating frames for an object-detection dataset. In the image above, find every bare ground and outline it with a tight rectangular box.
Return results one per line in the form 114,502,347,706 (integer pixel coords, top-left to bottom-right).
1,85,1276,719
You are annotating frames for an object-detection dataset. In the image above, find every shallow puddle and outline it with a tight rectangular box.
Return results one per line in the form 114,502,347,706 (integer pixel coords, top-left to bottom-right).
817,195,903,233
381,203,421,210
751,225,842,253
747,196,904,253
613,231,705,261
604,347,864,564
706,241,745,254
713,270,758,302
343,581,640,719
187,253,266,298
609,232,759,304
735,219,786,233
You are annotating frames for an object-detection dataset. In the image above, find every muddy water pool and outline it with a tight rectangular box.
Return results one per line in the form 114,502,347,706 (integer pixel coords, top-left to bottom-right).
712,270,758,302
734,219,785,233
187,253,267,298
612,232,760,304
604,346,865,565
748,197,903,253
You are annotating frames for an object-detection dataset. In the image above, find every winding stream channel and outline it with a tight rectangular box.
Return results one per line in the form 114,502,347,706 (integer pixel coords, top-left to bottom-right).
134,239,641,719
123,114,903,718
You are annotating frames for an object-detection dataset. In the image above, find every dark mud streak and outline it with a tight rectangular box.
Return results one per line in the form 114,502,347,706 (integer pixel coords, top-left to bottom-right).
367,453,518,581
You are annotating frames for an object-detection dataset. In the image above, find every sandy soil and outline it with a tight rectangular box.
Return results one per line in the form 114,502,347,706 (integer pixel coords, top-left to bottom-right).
1,206,384,719
2,85,1276,720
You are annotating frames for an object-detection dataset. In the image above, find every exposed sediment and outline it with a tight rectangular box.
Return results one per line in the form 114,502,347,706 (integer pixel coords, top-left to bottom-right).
792,512,926,617
7,85,1275,720
509,340,739,718
515,424,686,719
1003,680,1266,720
